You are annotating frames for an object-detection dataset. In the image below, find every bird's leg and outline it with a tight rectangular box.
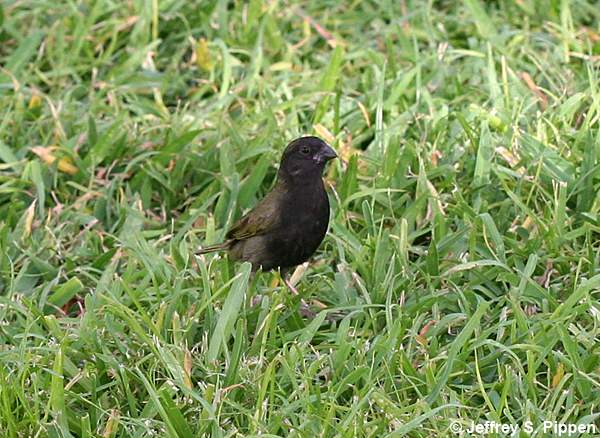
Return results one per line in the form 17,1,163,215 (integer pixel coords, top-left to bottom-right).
281,268,314,318
283,276,299,296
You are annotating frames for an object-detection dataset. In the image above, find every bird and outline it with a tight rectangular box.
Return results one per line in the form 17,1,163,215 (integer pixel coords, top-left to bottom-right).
197,135,337,296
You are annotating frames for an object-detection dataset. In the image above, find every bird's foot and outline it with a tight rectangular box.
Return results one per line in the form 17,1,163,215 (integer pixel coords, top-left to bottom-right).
251,294,263,307
283,278,316,317
299,299,316,318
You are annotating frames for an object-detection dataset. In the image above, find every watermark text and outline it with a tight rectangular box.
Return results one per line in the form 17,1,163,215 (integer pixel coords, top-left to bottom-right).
449,420,597,436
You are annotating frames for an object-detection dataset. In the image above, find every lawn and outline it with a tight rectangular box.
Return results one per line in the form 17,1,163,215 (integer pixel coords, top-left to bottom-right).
1,0,600,436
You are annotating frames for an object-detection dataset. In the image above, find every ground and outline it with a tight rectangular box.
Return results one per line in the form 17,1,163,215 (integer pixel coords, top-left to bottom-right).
1,0,599,436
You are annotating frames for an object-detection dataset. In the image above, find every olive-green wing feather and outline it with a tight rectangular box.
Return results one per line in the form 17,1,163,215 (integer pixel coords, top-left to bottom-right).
196,241,230,254
226,187,282,241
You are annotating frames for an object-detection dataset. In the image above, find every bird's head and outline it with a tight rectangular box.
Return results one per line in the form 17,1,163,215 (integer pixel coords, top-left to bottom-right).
278,136,337,181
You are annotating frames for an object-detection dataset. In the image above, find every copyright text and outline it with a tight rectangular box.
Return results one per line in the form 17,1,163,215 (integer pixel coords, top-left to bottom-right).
449,420,598,436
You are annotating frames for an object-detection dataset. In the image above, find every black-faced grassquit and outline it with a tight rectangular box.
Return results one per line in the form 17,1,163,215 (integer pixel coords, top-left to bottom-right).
197,136,337,292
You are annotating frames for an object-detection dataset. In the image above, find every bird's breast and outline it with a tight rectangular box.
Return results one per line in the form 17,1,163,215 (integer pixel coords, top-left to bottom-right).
265,183,330,268
283,185,329,232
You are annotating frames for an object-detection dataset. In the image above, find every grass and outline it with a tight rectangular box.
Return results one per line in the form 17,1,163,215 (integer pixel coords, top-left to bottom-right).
1,0,600,436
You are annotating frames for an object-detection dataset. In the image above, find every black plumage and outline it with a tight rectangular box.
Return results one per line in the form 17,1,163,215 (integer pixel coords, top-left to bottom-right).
198,136,337,273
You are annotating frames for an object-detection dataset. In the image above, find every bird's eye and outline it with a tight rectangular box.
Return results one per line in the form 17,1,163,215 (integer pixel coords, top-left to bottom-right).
300,146,310,155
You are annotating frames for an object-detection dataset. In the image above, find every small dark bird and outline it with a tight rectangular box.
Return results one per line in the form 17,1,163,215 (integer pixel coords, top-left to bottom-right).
197,136,337,293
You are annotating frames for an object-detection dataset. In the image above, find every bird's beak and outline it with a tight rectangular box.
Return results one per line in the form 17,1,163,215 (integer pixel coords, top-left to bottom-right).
315,144,338,164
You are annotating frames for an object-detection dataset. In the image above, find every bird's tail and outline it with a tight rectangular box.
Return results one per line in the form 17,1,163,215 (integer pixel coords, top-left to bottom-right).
196,241,230,255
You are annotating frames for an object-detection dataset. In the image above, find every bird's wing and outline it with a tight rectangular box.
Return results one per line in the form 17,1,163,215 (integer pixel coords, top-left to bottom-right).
226,188,282,241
